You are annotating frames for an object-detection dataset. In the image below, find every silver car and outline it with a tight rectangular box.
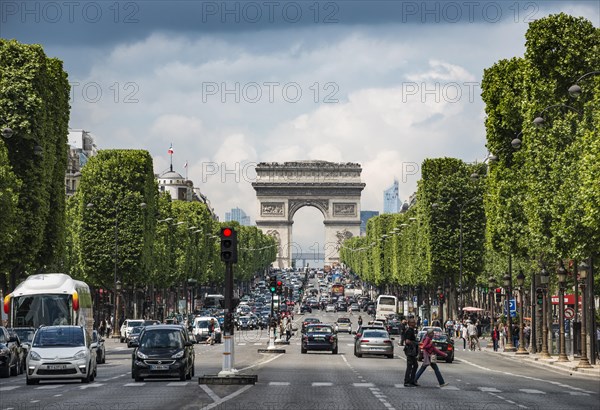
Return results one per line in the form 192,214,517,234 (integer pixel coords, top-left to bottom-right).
355,329,394,359
335,317,352,334
26,326,97,384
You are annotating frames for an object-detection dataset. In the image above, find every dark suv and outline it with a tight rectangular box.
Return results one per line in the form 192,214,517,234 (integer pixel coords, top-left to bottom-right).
130,325,194,382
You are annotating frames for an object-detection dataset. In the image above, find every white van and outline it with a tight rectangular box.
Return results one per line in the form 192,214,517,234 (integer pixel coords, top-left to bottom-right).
192,317,221,343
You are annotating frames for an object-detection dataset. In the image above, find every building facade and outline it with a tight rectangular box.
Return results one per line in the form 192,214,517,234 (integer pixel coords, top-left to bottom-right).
360,210,379,236
157,167,218,220
65,129,98,197
383,178,401,213
225,207,251,226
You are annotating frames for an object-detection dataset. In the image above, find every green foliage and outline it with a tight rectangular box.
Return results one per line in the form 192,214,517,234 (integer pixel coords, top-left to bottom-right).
0,39,70,288
0,140,21,273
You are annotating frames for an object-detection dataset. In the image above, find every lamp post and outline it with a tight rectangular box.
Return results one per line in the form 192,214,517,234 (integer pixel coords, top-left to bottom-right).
488,277,496,331
437,286,444,324
503,273,516,352
567,71,600,97
557,262,569,362
115,280,122,337
576,261,592,368
515,271,528,355
539,267,551,358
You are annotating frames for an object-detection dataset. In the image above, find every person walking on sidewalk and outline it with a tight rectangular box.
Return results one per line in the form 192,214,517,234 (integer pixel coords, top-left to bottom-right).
491,325,499,351
414,330,449,387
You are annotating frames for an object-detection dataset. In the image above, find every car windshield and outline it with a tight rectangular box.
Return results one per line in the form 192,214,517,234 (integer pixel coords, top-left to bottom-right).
337,318,350,323
130,326,143,335
32,327,85,347
12,328,35,343
128,320,144,327
140,330,183,349
363,331,388,338
308,326,333,333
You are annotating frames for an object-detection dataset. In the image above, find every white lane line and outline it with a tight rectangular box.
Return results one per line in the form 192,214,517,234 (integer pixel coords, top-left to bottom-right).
167,382,189,387
124,383,145,386
569,392,590,396
80,383,105,389
199,384,221,402
201,385,253,410
479,387,502,392
0,386,20,391
268,382,290,386
238,353,283,372
238,343,247,346
312,382,333,386
353,383,374,387
53,394,62,397
35,385,65,389
519,389,546,394
253,343,262,346
346,344,354,346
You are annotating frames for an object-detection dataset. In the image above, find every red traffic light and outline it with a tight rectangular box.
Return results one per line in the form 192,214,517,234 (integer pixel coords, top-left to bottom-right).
222,227,233,237
277,281,282,286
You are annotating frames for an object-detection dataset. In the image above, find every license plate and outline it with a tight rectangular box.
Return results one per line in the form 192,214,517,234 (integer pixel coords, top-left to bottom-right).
150,364,169,370
47,365,67,370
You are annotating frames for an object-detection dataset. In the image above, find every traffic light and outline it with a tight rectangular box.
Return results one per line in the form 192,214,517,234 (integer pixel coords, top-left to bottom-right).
220,227,238,263
495,288,502,303
276,280,283,295
438,292,445,304
269,276,277,294
536,289,543,305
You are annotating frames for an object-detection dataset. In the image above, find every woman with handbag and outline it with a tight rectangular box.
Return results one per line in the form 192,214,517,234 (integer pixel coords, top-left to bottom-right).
414,330,449,387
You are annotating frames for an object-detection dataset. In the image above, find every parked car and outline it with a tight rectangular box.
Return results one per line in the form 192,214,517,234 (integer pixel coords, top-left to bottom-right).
130,324,194,382
301,324,338,354
26,325,97,384
91,330,106,364
0,326,22,377
120,319,145,343
355,329,394,358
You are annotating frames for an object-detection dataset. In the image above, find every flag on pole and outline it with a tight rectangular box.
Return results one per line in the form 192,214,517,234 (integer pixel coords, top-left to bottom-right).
168,144,174,155
183,161,188,168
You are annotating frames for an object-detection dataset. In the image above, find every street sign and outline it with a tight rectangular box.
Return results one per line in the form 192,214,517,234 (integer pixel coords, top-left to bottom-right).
412,296,418,303
564,307,575,319
503,299,517,318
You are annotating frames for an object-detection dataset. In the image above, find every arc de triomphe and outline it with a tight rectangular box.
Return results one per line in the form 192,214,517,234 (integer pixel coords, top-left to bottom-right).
252,161,366,268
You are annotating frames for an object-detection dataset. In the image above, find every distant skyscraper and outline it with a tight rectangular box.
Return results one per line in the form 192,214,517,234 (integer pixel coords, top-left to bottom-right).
360,211,379,236
225,207,251,226
383,179,401,213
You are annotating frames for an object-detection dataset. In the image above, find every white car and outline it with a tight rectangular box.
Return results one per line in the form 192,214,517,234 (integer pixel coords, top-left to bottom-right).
120,319,144,343
325,304,336,312
26,326,97,385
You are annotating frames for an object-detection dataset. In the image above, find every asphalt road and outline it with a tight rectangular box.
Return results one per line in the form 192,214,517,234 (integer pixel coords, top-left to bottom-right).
1,308,598,410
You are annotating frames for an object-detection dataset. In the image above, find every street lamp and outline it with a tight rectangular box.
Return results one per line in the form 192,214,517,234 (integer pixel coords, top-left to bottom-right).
503,272,516,352
437,285,444,324
115,280,122,335
568,71,600,97
556,262,569,362
488,276,497,331
576,261,592,368
515,271,528,355
532,104,581,126
539,267,551,359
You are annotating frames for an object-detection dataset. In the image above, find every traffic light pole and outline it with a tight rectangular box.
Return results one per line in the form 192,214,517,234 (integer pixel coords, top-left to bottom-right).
219,261,237,376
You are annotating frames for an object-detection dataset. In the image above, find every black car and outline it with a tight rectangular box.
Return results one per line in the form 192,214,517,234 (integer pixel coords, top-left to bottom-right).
130,325,195,382
0,326,21,377
386,320,402,335
9,327,35,358
336,302,348,312
301,324,338,354
300,304,312,313
417,332,454,363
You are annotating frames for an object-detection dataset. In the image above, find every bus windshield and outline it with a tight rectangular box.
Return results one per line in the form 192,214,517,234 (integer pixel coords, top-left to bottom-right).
378,297,396,306
12,294,71,328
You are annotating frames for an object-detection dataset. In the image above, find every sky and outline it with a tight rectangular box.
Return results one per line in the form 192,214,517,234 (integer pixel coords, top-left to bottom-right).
2,0,598,254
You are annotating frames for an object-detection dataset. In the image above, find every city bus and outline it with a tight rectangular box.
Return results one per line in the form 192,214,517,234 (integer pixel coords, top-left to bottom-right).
3,273,93,336
375,295,398,321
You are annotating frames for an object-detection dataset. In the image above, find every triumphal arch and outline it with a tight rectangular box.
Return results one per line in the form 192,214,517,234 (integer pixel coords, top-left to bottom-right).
252,161,366,268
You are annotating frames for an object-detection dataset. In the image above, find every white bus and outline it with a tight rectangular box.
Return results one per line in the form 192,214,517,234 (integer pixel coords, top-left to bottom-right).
375,295,398,321
3,273,93,336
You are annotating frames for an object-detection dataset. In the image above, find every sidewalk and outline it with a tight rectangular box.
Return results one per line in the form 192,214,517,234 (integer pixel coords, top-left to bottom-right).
481,341,600,378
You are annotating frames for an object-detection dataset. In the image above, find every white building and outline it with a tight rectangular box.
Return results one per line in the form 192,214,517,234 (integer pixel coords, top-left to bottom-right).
65,129,97,197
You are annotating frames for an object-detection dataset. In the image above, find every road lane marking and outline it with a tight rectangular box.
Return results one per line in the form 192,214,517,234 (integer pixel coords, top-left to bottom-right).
167,382,189,386
199,385,253,410
239,353,283,371
35,385,64,389
353,383,374,387
569,392,590,396
199,384,221,402
519,389,545,394
80,383,105,389
0,386,20,391
268,382,290,386
479,387,502,392
124,383,145,386
312,382,333,386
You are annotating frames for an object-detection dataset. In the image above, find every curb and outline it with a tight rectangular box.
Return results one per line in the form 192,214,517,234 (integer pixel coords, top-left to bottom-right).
483,350,600,378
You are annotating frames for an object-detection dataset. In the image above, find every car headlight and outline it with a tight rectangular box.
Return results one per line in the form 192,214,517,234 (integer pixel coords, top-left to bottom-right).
171,350,184,359
29,351,41,361
73,350,87,360
136,351,148,359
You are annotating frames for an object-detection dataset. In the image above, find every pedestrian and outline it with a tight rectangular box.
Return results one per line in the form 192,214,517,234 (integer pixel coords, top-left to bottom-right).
357,315,363,327
285,317,292,342
467,321,480,351
207,318,216,345
491,325,499,352
99,319,106,338
403,318,419,387
524,323,531,349
414,330,449,387
460,322,468,351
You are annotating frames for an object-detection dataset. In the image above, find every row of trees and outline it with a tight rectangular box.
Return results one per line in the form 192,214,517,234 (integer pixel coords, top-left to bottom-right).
0,39,276,299
341,14,599,315
0,39,71,293
66,149,277,296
